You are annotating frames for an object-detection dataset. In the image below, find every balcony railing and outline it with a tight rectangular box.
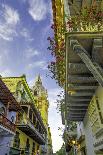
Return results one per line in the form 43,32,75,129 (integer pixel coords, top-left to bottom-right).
0,113,16,133
17,114,46,144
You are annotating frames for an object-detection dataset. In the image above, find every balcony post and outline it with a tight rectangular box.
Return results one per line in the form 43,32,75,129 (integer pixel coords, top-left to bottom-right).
32,112,34,123
5,101,10,117
27,106,30,118
15,112,18,124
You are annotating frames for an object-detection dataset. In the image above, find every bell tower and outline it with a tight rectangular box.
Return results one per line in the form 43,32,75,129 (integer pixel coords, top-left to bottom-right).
32,75,49,127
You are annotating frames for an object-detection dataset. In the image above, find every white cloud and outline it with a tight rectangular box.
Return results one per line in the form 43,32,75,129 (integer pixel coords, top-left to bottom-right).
48,88,63,108
0,69,12,77
2,4,19,25
0,4,20,41
20,28,34,41
20,28,30,38
0,50,10,67
28,61,47,69
0,50,13,77
25,48,39,58
28,0,47,21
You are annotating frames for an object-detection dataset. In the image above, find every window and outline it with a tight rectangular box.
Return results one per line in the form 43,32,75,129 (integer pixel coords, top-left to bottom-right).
34,90,37,96
33,114,36,124
36,121,39,130
25,138,30,153
37,145,39,151
13,131,20,148
96,97,103,124
29,109,32,121
0,107,5,114
32,142,35,155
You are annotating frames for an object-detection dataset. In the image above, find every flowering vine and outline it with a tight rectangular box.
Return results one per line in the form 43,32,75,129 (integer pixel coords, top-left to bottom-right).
48,5,103,86
47,23,66,86
66,5,103,32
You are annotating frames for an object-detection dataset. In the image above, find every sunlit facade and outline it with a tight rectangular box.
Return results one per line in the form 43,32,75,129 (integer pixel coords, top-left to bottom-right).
2,75,47,155
32,75,53,155
0,78,20,155
47,127,53,155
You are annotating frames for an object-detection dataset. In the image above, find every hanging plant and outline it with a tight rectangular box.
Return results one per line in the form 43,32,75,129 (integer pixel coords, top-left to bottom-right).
48,5,103,86
47,23,66,87
66,5,103,32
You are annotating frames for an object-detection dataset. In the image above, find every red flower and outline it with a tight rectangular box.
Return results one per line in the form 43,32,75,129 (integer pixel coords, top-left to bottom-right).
51,61,56,65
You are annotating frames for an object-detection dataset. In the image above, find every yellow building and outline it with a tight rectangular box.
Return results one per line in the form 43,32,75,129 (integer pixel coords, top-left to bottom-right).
2,75,47,155
32,75,49,129
0,79,20,155
32,75,53,155
47,127,53,155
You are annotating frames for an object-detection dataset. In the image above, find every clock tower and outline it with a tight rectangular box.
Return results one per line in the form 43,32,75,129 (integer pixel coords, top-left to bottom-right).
32,75,49,128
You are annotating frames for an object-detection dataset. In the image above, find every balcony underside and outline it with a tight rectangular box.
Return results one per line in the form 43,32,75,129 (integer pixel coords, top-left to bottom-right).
17,125,45,145
66,32,103,121
0,79,20,111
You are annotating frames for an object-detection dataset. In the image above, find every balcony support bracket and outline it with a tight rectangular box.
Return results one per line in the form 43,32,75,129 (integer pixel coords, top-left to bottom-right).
70,39,103,87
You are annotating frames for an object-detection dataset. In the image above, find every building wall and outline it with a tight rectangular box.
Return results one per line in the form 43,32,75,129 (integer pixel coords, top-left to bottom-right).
32,76,49,155
11,128,40,155
47,127,53,155
77,86,103,155
83,113,96,155
77,122,85,140
0,135,13,155
92,86,103,155
77,122,86,155
2,76,46,155
38,98,48,128
0,101,17,155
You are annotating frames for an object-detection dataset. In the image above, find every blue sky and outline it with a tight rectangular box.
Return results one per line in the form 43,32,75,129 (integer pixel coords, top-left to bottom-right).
0,0,64,152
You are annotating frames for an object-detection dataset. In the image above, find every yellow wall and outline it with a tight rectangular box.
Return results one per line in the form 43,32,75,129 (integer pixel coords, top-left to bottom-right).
38,96,49,128
47,127,53,154
12,128,40,155
88,86,103,135
48,127,52,146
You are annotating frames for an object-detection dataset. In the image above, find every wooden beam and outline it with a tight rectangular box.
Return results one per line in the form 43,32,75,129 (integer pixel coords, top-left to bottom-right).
66,31,103,39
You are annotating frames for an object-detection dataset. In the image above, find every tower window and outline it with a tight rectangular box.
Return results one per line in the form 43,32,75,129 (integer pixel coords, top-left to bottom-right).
34,91,37,96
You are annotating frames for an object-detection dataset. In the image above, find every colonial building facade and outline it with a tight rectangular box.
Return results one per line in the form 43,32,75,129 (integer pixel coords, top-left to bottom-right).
47,127,53,155
0,78,20,155
2,75,47,155
31,75,53,155
51,0,103,155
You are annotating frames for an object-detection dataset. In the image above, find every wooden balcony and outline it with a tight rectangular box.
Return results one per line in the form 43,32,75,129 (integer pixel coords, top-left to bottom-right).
65,32,103,121
0,114,16,133
17,114,46,145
